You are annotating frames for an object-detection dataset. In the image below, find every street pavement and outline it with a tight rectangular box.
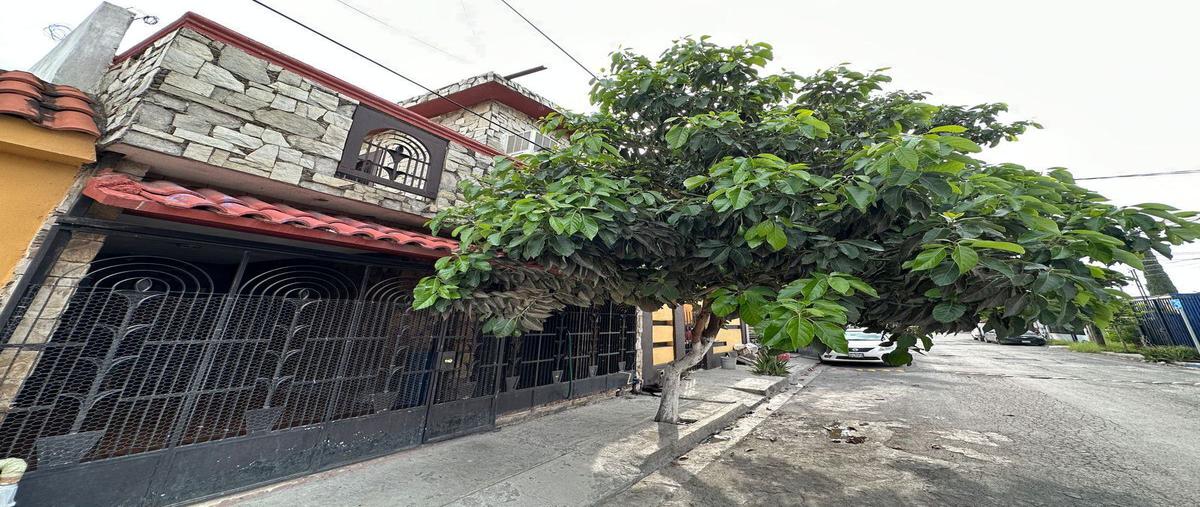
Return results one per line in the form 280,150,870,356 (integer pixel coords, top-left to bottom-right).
204,360,813,507
608,334,1200,506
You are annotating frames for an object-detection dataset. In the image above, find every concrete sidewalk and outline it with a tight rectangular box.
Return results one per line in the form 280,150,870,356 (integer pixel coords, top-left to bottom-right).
205,359,816,507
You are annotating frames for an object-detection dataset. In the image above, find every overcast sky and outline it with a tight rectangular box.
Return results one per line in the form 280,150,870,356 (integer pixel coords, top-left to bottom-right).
3,0,1199,292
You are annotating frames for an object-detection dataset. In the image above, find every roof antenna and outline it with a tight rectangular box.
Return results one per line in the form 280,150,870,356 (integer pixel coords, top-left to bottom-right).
503,66,548,80
43,24,73,41
125,6,159,25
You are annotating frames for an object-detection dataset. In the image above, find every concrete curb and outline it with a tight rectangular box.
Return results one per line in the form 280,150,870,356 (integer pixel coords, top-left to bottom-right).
1100,351,1147,362
635,366,810,483
598,363,825,505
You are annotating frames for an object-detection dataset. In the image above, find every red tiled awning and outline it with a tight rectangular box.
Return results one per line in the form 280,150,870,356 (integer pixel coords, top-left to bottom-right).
0,70,100,137
83,172,457,260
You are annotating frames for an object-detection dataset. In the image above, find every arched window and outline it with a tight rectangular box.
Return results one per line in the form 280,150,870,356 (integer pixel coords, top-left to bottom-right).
336,106,448,198
356,130,432,193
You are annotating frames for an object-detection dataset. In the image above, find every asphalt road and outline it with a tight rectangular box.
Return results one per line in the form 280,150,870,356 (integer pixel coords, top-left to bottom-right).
620,334,1200,506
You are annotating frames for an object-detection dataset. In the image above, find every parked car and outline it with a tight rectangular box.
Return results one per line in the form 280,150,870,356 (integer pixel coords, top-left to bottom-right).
820,329,897,364
971,327,997,342
997,332,1047,346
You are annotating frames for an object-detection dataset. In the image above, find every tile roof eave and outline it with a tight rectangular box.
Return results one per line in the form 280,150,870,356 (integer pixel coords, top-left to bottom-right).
0,70,100,138
82,172,457,261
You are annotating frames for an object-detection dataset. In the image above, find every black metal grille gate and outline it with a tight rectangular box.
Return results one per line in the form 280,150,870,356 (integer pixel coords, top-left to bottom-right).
0,230,635,506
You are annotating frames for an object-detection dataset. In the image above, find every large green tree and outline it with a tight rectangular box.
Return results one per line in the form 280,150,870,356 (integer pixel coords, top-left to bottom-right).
415,38,1200,422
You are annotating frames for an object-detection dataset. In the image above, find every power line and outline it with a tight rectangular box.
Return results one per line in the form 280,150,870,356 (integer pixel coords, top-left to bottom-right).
249,0,548,150
331,0,471,64
1074,168,1200,181
496,0,599,81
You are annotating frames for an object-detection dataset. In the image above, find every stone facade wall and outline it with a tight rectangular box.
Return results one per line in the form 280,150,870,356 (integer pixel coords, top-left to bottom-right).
428,100,543,154
97,28,491,216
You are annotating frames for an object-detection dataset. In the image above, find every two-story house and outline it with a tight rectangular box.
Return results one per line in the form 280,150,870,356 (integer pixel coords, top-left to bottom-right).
0,9,638,506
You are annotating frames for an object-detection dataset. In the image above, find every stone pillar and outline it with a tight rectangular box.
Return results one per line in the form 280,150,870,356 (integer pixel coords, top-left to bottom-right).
0,233,106,423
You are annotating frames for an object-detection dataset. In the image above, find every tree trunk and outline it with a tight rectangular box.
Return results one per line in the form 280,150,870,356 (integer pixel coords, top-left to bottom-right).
654,307,725,424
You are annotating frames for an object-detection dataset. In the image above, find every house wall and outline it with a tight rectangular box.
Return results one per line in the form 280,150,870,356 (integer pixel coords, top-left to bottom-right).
97,27,491,217
0,116,97,300
428,100,543,154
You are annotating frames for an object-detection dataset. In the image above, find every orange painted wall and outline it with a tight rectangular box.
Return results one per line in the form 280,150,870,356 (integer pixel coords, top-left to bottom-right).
0,152,81,288
0,116,95,290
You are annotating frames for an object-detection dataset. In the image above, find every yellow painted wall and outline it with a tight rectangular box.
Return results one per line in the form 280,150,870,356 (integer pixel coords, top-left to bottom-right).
651,304,745,364
712,320,743,355
651,306,675,365
0,116,95,289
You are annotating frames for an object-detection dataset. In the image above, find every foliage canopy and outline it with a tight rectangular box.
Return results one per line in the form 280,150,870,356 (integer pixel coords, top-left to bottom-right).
415,37,1200,365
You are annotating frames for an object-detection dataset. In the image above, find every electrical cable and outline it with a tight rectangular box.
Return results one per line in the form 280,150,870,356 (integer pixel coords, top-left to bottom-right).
249,0,549,150
496,0,599,81
1074,168,1200,181
332,0,471,64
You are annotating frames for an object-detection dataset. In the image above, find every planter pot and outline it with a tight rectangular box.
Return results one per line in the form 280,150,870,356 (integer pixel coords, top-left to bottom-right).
35,430,104,468
588,365,599,377
618,361,627,371
245,406,284,434
551,370,563,383
721,355,737,370
506,375,521,391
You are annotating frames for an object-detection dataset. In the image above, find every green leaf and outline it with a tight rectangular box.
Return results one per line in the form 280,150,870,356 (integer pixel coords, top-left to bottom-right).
951,245,979,274
929,125,967,133
895,147,919,170
845,184,876,212
828,277,851,294
910,247,947,271
665,125,690,149
932,303,967,323
1024,214,1060,234
412,281,439,310
728,188,754,210
919,335,934,351
930,262,959,286
1110,248,1144,270
815,321,847,353
848,279,878,297
683,175,709,190
550,236,576,256
549,216,569,234
712,294,738,317
962,240,1026,254
580,217,600,240
783,316,816,348
941,136,982,153
766,227,788,251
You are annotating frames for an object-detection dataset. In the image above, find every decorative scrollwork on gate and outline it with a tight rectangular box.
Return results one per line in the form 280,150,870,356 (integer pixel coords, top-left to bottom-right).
2,256,217,467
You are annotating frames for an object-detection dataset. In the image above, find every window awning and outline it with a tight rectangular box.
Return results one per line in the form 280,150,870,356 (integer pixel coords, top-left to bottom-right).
83,172,458,260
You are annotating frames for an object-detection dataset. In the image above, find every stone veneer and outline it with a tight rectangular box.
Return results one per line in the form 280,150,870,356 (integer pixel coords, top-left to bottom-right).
401,72,558,154
426,100,544,154
97,28,492,217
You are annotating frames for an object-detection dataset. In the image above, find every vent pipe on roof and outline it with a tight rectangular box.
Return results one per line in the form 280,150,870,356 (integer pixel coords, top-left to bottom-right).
29,2,135,93
503,66,548,81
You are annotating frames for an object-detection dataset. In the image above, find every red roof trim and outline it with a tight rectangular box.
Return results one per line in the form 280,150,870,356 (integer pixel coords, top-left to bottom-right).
112,12,504,158
0,70,100,137
407,81,556,121
83,172,456,260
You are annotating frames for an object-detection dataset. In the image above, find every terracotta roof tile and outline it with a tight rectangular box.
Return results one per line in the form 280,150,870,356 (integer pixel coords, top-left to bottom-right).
0,70,100,137
83,172,457,259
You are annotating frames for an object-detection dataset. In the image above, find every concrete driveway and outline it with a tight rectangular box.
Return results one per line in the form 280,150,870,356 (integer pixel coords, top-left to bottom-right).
610,334,1200,506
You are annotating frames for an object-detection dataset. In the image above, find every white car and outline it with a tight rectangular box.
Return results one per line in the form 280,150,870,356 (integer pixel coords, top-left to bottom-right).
820,329,897,364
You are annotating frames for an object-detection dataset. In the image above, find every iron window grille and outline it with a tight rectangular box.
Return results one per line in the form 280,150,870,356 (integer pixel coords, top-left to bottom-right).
336,106,448,199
